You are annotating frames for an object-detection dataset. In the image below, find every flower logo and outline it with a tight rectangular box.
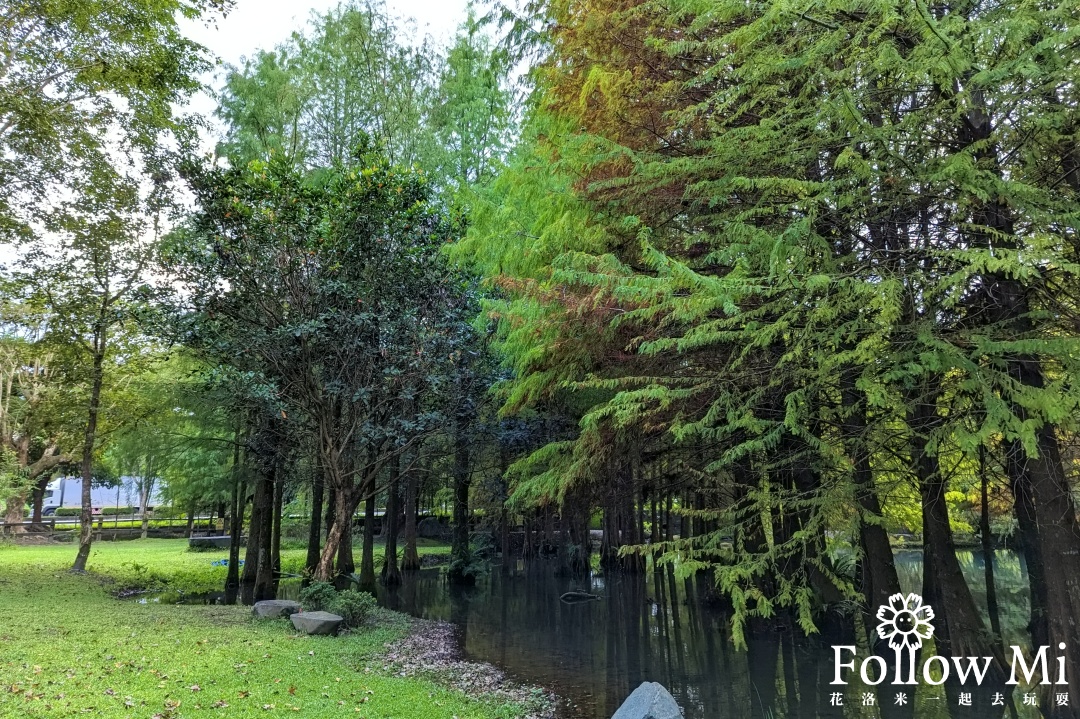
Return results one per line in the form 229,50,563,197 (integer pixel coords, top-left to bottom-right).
876,593,935,650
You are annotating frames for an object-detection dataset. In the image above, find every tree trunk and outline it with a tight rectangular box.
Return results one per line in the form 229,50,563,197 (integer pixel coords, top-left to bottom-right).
4,436,33,533
305,471,324,582
600,500,620,568
242,470,273,604
271,474,282,578
842,370,910,719
337,504,356,577
3,491,27,531
357,489,376,592
324,486,336,543
382,457,401,585
226,472,243,598
1007,428,1080,716
914,396,1005,707
499,505,511,569
402,465,420,571
71,329,106,573
314,486,359,582
139,467,153,540
980,445,1002,642
448,413,472,584
253,469,275,602
30,475,50,527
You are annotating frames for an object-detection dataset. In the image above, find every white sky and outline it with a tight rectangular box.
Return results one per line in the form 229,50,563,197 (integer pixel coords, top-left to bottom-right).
178,0,477,151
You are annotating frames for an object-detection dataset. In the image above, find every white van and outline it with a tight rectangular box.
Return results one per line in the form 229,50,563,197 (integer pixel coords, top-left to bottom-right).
41,476,164,516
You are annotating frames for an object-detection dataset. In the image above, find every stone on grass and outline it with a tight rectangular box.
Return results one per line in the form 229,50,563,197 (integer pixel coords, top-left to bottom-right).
189,535,232,549
252,600,301,619
290,611,343,636
611,682,682,719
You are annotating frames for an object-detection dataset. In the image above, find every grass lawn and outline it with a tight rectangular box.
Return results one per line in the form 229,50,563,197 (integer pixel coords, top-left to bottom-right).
0,540,519,719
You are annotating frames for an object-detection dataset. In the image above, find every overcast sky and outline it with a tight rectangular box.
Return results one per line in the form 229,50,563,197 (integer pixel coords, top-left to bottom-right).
178,0,477,151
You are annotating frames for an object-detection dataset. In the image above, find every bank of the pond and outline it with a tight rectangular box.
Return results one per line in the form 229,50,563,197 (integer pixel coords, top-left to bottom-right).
0,540,553,719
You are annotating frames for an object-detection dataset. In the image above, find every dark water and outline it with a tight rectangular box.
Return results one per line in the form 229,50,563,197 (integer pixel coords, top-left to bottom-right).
370,550,1032,719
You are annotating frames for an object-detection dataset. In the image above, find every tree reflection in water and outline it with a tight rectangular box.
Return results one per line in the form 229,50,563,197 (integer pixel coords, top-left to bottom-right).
376,550,1033,719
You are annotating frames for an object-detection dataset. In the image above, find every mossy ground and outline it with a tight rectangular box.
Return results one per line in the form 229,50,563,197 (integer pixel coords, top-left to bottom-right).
0,540,526,719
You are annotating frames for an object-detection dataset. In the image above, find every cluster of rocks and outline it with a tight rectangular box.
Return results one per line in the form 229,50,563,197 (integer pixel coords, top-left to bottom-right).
252,599,342,636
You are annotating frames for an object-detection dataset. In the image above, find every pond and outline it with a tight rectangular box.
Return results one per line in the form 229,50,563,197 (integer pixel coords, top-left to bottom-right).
371,550,1033,719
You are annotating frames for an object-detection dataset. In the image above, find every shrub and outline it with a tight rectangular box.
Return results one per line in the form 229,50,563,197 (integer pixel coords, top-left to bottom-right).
279,518,309,541
298,581,376,628
150,505,184,519
330,590,376,628
298,581,337,612
55,507,81,516
100,506,136,516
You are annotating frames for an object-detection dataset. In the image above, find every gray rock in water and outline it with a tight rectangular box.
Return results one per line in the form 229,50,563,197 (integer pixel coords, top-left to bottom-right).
290,611,343,636
252,600,301,619
611,682,682,719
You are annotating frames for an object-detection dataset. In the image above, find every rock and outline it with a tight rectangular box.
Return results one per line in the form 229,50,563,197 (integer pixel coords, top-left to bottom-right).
290,611,343,636
417,517,451,540
252,600,301,619
188,535,232,549
611,682,682,719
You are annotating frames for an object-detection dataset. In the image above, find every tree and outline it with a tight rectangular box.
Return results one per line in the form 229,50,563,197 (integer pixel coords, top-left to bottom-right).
166,146,469,583
0,298,72,530
0,0,225,242
20,164,163,572
215,0,440,173
215,48,310,166
464,0,1080,712
432,10,514,191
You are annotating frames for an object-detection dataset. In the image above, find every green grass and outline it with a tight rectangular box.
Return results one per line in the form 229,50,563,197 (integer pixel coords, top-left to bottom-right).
0,541,519,719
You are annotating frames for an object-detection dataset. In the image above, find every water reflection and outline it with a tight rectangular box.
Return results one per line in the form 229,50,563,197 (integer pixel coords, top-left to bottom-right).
375,551,1034,719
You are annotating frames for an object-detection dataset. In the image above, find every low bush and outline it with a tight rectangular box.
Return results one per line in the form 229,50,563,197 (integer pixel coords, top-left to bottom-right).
150,505,184,519
298,580,338,612
331,590,377,628
279,517,309,540
54,507,81,516
298,581,376,628
100,506,136,516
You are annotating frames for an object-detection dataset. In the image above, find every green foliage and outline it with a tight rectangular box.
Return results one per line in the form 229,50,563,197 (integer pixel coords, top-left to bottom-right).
55,507,82,517
99,506,136,516
330,590,378,628
216,0,440,172
0,0,224,241
150,505,184,519
432,10,514,192
456,0,1080,644
300,581,378,628
448,550,488,583
299,580,339,612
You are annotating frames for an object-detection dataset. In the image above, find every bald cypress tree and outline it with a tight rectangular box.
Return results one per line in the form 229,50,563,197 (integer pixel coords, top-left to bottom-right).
464,1,1080,709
